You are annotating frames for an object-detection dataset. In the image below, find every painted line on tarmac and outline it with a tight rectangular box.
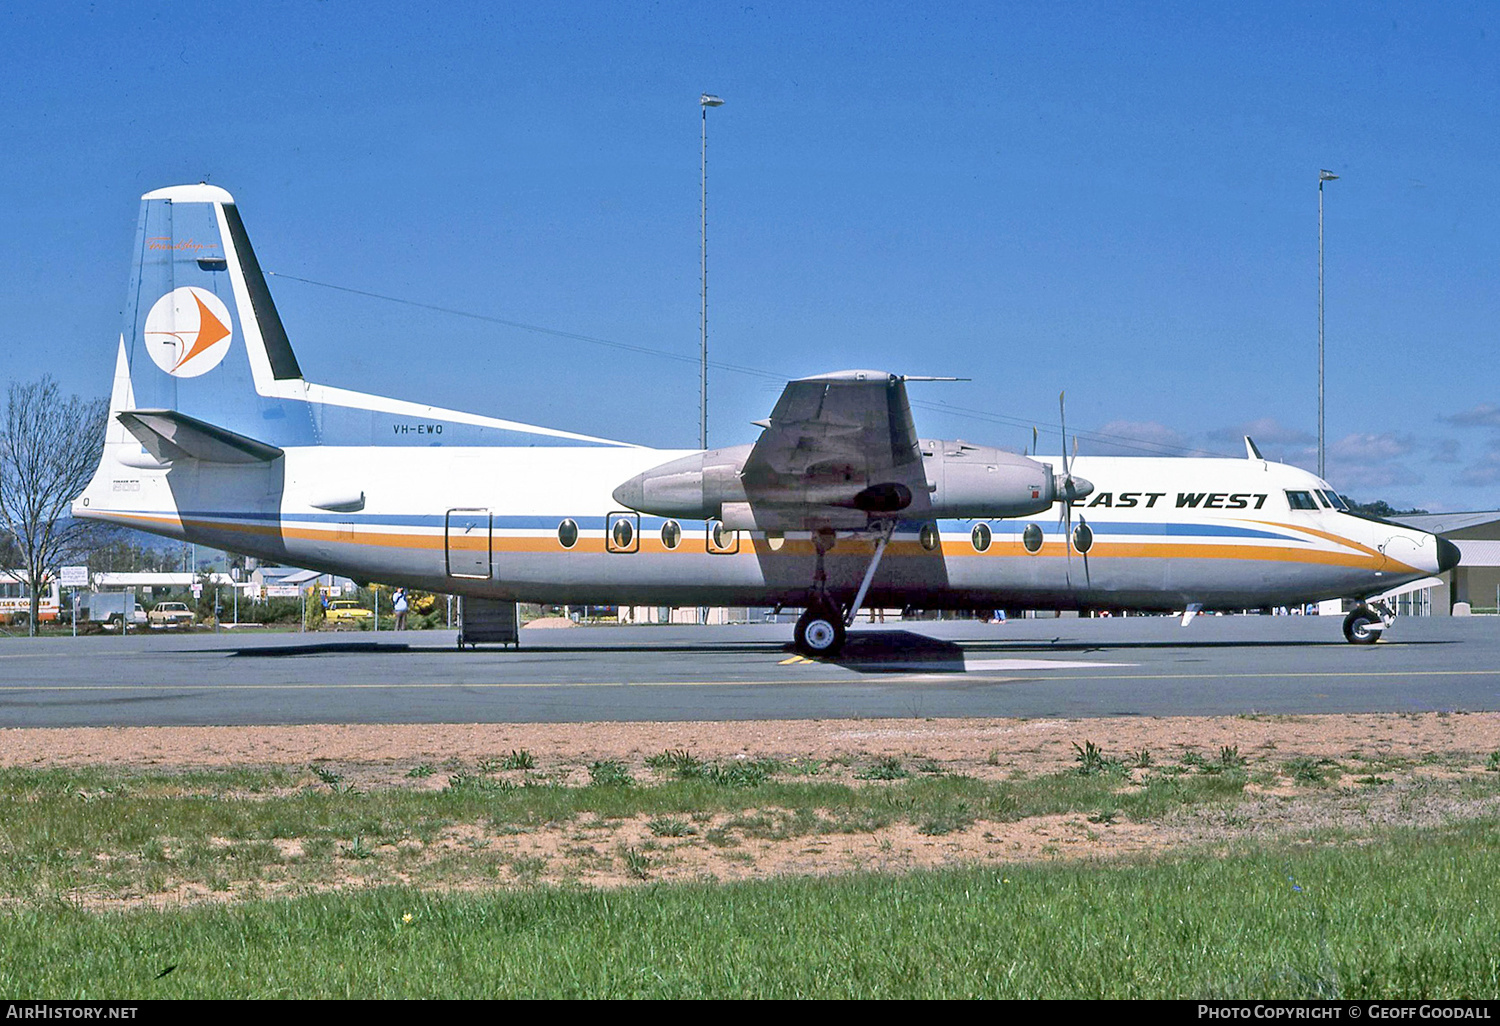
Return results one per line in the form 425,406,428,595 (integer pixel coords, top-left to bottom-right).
967,658,1135,670
1,667,1499,692
0,679,881,691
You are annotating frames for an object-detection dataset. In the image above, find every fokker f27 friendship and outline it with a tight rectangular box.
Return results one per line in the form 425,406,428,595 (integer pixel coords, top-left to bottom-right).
74,185,1460,655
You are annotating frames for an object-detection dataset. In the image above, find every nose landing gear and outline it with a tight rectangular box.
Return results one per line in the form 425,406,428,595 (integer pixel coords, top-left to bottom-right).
1342,600,1394,644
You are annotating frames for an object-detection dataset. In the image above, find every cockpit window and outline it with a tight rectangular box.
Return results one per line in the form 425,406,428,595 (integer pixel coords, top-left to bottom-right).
1313,491,1332,509
1285,490,1319,511
1318,489,1348,511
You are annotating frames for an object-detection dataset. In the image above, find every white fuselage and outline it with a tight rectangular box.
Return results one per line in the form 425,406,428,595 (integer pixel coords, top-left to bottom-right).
76,440,1447,612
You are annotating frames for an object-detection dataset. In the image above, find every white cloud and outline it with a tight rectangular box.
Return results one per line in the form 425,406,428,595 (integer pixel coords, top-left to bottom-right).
1441,403,1500,428
1328,432,1415,462
1326,460,1425,490
1207,417,1315,447
1457,441,1500,487
1078,420,1192,456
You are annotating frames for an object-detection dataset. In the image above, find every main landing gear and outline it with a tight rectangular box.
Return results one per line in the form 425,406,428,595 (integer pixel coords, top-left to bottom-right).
794,601,846,657
1342,600,1394,645
792,522,896,658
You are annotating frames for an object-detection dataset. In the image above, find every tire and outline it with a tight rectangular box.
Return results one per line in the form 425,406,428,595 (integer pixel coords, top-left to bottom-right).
1343,607,1382,645
795,605,846,658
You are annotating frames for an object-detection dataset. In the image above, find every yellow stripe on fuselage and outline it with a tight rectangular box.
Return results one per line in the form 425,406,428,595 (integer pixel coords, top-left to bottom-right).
98,510,1412,573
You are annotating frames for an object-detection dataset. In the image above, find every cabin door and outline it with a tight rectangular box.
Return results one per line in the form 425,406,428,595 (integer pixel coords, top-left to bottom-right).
446,508,493,579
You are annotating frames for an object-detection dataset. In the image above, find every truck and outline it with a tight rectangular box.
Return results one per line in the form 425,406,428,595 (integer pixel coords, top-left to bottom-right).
77,593,147,628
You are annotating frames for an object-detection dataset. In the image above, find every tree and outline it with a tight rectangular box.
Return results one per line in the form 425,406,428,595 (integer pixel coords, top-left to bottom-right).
1348,499,1430,519
0,377,109,635
84,534,183,575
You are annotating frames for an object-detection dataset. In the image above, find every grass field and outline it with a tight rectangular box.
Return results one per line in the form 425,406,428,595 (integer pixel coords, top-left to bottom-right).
0,756,1277,899
2,826,1497,998
2,745,1497,998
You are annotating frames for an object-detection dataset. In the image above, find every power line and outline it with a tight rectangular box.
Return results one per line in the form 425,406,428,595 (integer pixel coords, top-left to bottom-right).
268,271,785,382
269,270,1238,459
909,399,1236,459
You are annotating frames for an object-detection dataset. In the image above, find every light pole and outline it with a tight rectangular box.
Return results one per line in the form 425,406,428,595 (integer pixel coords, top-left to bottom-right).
700,93,724,451
1318,169,1339,479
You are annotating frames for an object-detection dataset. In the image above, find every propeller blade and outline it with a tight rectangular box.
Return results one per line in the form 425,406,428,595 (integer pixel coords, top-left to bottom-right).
1059,484,1074,587
1061,516,1072,588
1078,514,1091,587
1058,392,1070,483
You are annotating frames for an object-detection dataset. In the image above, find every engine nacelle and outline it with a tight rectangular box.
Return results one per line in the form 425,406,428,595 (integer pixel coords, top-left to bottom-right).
611,445,752,520
611,439,1089,524
920,441,1073,519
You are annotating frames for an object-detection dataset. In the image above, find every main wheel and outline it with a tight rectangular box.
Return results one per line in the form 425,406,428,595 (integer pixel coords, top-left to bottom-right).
795,605,846,658
1343,607,1382,645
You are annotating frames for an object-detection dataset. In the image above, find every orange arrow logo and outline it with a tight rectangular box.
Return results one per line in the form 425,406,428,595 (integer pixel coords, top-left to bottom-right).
142,287,235,379
172,292,231,371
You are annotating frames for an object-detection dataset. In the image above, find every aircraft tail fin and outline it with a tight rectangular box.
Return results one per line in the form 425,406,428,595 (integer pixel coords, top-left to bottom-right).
116,184,317,447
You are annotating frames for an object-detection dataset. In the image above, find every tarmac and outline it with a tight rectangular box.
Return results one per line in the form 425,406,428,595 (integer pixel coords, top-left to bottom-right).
1,615,1498,726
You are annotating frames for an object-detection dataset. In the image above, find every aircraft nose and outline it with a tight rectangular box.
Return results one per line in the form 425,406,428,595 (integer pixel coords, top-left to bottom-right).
1437,536,1461,573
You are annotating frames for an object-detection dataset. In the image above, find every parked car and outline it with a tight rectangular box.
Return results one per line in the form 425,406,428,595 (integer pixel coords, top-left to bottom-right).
324,599,373,629
148,601,196,628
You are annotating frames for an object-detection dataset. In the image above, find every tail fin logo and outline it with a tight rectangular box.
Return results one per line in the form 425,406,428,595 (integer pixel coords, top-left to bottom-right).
142,287,234,378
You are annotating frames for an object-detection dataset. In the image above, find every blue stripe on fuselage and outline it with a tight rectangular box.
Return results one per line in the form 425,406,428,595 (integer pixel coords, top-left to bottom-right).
157,509,1303,542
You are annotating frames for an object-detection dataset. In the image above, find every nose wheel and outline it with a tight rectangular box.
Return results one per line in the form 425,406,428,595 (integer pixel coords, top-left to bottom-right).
1342,603,1390,644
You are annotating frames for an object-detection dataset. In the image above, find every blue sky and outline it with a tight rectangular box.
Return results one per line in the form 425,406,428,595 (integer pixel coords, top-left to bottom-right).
4,1,1497,510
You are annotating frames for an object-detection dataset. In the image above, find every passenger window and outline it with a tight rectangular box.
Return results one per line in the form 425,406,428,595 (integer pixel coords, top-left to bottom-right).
919,523,940,551
1022,523,1043,554
706,518,739,554
1072,522,1093,554
1285,491,1318,511
971,523,992,552
611,519,634,549
557,518,579,548
661,520,681,550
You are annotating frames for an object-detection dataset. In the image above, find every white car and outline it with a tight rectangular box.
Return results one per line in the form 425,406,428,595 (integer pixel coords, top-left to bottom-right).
149,601,196,627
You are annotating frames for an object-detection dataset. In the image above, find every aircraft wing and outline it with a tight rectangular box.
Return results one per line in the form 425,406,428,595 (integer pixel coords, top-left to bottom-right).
741,371,927,512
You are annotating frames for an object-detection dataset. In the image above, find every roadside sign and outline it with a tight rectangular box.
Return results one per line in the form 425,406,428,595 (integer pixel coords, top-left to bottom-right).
192,583,203,597
59,566,88,587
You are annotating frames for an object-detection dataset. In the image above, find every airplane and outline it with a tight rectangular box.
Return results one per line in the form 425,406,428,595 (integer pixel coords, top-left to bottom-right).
73,184,1461,656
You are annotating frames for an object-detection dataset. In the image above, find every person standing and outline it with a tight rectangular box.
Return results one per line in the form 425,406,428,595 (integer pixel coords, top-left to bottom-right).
393,587,409,631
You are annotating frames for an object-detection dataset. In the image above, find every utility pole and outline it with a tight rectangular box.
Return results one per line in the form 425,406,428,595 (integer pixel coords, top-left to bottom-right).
1318,169,1339,479
700,93,724,450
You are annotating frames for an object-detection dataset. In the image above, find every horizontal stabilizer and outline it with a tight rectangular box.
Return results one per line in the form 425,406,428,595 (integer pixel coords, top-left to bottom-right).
117,409,284,465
